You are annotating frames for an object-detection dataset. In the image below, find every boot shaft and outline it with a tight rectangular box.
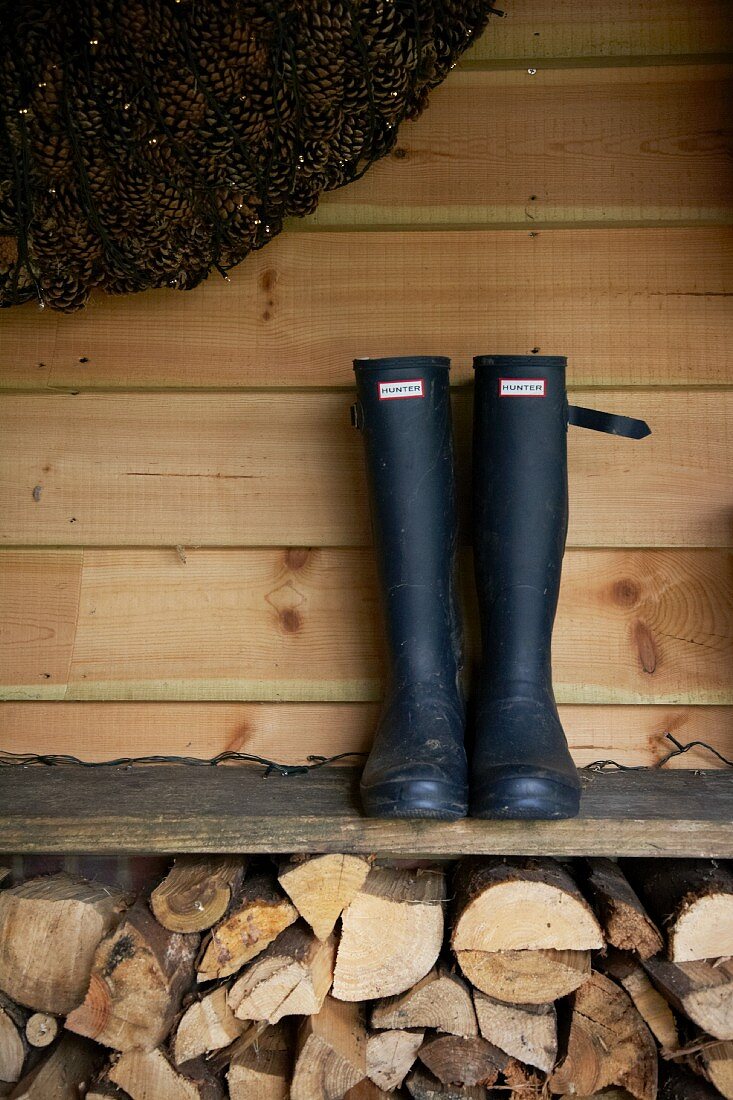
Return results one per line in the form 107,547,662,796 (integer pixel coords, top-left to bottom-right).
472,355,569,689
353,356,462,687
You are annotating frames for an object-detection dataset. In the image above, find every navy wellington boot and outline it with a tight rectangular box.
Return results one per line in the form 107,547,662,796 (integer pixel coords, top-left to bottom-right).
352,356,468,819
471,355,650,820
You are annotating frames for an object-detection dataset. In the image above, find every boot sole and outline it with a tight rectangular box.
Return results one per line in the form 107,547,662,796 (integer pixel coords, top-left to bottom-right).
471,775,581,820
361,779,468,820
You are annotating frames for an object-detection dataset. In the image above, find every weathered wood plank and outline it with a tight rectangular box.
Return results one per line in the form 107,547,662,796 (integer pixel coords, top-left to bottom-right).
313,66,733,227
0,767,730,857
2,389,732,547
1,549,730,703
0,702,730,770
2,228,730,390
465,0,733,62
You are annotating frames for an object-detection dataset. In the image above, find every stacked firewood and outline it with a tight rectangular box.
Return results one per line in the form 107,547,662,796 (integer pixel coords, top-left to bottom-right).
0,855,731,1098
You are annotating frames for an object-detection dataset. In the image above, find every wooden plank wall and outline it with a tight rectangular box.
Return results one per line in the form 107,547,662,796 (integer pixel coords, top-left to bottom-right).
1,1,732,775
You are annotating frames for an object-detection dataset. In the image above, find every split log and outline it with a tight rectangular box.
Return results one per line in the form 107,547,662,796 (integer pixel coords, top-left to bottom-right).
643,956,733,1041
9,1034,103,1100
279,856,371,941
602,951,679,1053
660,1061,721,1099
0,996,27,1085
371,967,476,1038
502,1057,546,1097
291,995,367,1100
333,868,445,1002
86,1084,130,1100
227,1022,291,1100
197,870,298,983
345,1082,393,1100
457,947,590,1004
66,903,198,1051
173,985,246,1065
584,858,663,959
405,1066,486,1099
549,971,657,1100
689,1040,733,1099
452,858,603,954
23,1014,58,1050
419,1036,506,1088
473,990,557,1073
367,1029,424,1092
0,873,129,1013
151,856,247,933
228,923,336,1023
623,859,733,962
109,1049,223,1100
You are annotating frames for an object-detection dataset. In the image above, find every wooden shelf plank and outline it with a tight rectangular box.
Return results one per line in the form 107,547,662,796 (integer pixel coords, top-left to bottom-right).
0,767,730,857
2,390,732,547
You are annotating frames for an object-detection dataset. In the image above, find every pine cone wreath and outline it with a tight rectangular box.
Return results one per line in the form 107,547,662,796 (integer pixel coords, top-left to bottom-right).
0,0,500,312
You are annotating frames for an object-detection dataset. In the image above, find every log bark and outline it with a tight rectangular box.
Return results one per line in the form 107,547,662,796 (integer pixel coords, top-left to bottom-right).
405,1066,486,1099
66,903,198,1052
228,922,336,1024
227,1022,291,1100
457,947,590,1004
23,1014,58,1050
366,1029,424,1092
502,1057,547,1098
689,1040,733,1099
109,1049,224,1100
197,870,298,983
0,873,129,1013
602,951,679,1053
371,967,477,1038
584,858,663,959
9,1034,103,1100
0,996,27,1085
418,1036,506,1088
151,857,247,933
278,856,371,942
473,990,557,1073
623,859,733,962
452,858,603,954
291,995,367,1100
333,868,445,1002
643,956,733,1041
549,971,657,1100
173,985,246,1065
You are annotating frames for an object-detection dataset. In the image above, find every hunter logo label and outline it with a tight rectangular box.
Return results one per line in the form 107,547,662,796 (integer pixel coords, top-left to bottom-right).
499,378,546,397
378,379,425,400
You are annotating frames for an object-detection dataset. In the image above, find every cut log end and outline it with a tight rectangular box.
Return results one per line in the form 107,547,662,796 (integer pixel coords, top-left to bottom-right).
151,856,246,933
333,868,445,1002
419,1034,506,1088
457,947,590,1004
279,855,371,942
371,967,477,1038
474,990,557,1073
367,1029,424,1091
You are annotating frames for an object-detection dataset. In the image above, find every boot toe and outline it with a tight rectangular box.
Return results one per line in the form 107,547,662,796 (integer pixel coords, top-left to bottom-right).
471,769,580,820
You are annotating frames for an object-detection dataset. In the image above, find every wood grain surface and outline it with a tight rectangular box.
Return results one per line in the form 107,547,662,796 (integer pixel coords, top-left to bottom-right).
2,228,729,391
0,767,730,857
2,389,731,547
1,548,730,703
0,702,730,770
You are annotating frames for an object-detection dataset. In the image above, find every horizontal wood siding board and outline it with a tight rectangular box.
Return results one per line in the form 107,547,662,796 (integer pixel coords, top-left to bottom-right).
1,548,730,703
2,228,730,391
311,66,733,227
0,767,730,856
2,390,731,547
0,702,730,771
465,0,733,62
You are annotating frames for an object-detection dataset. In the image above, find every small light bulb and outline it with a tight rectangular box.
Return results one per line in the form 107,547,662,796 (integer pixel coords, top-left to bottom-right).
149,137,158,144
123,102,131,110
48,187,56,194
89,38,99,45
37,81,47,88
18,107,29,115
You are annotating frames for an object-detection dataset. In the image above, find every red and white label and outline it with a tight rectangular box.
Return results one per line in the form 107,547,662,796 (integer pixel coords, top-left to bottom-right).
499,378,546,397
378,379,424,400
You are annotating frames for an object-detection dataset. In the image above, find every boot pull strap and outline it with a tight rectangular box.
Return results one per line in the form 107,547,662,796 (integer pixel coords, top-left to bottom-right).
350,401,364,430
568,404,651,439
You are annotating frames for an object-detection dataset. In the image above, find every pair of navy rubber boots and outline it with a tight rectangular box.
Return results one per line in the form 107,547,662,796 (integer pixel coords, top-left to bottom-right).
351,355,650,821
